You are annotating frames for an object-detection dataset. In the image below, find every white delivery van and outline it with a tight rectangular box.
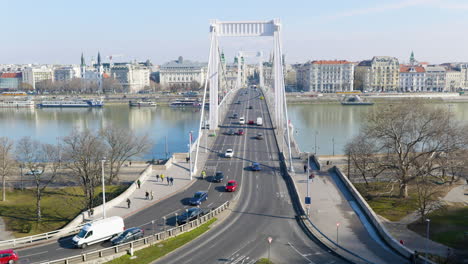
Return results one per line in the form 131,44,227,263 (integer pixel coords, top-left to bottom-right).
239,117,245,125
72,216,125,248
256,117,263,126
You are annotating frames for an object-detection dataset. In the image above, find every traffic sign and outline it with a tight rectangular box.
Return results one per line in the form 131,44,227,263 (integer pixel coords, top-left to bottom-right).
305,196,311,204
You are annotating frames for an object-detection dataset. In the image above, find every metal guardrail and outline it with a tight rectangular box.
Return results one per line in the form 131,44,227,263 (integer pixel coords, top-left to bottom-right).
38,201,230,264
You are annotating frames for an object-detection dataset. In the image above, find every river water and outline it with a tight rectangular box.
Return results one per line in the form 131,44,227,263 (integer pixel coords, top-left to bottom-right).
1,103,467,158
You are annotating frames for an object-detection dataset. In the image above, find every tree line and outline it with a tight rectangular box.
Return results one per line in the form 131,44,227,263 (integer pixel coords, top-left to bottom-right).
0,125,151,222
345,99,468,221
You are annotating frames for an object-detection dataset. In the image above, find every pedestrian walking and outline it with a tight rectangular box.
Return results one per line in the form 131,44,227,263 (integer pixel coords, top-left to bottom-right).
151,190,154,200
167,176,170,185
303,164,308,173
202,170,206,178
161,174,165,182
156,174,160,182
126,198,131,209
129,161,132,166
186,157,190,163
145,191,149,200
170,177,174,185
137,179,141,189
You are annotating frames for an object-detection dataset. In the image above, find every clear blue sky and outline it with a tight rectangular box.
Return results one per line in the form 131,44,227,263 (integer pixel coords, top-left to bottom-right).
2,0,468,65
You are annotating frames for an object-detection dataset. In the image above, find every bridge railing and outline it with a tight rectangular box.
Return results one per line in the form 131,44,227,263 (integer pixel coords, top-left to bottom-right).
38,201,230,264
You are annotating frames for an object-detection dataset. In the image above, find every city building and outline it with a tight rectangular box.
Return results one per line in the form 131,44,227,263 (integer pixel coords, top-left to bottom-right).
111,63,150,93
54,66,81,82
159,56,207,89
445,69,461,91
423,65,446,92
22,66,54,90
399,65,426,92
355,56,399,92
0,72,22,90
297,60,354,92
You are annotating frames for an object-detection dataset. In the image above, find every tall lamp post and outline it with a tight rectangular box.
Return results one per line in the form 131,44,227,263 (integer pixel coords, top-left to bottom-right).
425,219,430,264
336,222,340,245
189,131,193,180
101,158,106,219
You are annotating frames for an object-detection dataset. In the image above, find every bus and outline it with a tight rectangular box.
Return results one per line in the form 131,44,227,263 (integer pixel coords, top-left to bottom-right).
1,91,27,96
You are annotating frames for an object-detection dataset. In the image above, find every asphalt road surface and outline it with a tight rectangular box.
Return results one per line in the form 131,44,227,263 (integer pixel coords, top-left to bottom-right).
17,88,347,264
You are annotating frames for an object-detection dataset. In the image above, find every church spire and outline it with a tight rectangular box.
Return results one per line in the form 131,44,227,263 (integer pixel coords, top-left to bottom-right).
97,52,102,66
410,51,415,66
81,53,85,67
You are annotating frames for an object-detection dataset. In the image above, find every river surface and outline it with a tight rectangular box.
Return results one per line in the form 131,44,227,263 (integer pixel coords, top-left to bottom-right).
1,103,467,158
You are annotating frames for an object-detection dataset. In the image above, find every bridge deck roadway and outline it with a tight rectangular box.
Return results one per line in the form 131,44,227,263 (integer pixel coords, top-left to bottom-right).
17,88,347,264
291,158,409,263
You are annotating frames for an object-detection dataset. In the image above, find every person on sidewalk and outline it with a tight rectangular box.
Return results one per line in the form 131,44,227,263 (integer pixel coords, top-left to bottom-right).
167,176,170,185
145,191,149,200
137,179,141,189
170,177,174,185
151,190,154,200
126,198,131,209
156,174,160,182
161,174,165,182
303,164,308,173
129,161,132,166
202,170,206,179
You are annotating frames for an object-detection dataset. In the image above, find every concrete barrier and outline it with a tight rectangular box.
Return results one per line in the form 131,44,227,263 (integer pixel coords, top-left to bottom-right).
333,166,436,264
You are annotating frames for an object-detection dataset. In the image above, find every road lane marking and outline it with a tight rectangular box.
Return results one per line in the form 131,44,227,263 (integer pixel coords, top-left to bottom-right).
21,251,48,258
287,242,317,264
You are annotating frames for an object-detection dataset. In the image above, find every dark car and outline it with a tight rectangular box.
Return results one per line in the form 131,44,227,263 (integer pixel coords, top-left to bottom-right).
111,227,144,246
251,162,261,171
0,249,19,264
248,106,253,109
232,113,238,119
226,129,236,135
177,207,205,225
189,191,208,205
236,100,241,104
213,171,225,183
256,133,263,140
237,129,245,135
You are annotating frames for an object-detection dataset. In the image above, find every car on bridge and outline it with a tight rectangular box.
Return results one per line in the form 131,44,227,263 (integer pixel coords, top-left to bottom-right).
0,249,19,264
225,180,238,192
213,171,225,183
239,117,245,124
110,227,144,246
248,120,255,125
224,149,234,158
225,129,236,135
248,105,253,109
232,113,238,119
256,133,263,140
189,191,208,205
236,100,241,104
236,129,245,135
251,162,261,171
177,207,206,225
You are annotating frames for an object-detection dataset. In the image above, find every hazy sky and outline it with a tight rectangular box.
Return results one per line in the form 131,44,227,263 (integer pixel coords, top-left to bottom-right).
2,0,468,65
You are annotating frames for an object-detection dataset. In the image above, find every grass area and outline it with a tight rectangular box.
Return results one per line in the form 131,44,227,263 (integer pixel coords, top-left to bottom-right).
0,185,128,237
256,258,274,264
354,182,420,221
408,205,468,250
106,218,217,264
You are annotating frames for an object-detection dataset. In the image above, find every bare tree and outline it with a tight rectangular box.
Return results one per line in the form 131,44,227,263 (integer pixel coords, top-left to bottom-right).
0,137,15,201
100,125,151,183
62,129,105,211
344,134,386,185
414,177,444,223
359,100,467,197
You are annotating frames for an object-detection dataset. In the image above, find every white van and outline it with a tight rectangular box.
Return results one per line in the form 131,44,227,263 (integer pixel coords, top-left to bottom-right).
239,117,245,125
256,117,263,126
72,216,125,248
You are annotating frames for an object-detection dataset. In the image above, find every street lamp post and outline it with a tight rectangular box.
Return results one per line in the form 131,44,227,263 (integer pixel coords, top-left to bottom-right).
101,158,106,219
332,137,335,156
19,164,24,190
151,220,155,236
314,131,318,154
425,219,430,264
336,222,340,245
306,152,310,217
163,216,166,237
175,213,178,227
189,131,193,180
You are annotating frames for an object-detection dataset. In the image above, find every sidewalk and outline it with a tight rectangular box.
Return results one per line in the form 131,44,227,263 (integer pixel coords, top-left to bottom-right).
290,157,407,264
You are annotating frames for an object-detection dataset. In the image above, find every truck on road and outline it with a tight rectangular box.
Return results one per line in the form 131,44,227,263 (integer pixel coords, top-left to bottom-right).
256,117,263,126
72,216,125,249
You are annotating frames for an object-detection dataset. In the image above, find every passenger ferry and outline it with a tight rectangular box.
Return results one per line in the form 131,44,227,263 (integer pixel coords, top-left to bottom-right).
169,99,202,108
129,100,157,107
38,99,104,108
0,100,35,108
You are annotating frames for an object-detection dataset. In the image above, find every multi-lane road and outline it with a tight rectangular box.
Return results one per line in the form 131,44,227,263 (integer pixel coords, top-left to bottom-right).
17,88,347,264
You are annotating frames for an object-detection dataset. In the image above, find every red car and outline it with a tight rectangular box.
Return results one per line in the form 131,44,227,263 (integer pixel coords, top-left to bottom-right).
248,120,255,125
0,249,18,264
225,180,238,192
237,129,245,135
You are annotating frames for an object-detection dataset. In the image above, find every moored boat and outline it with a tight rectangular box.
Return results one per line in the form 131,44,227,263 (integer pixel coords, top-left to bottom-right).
0,100,35,108
341,95,374,105
169,98,202,108
129,101,157,107
38,99,104,108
